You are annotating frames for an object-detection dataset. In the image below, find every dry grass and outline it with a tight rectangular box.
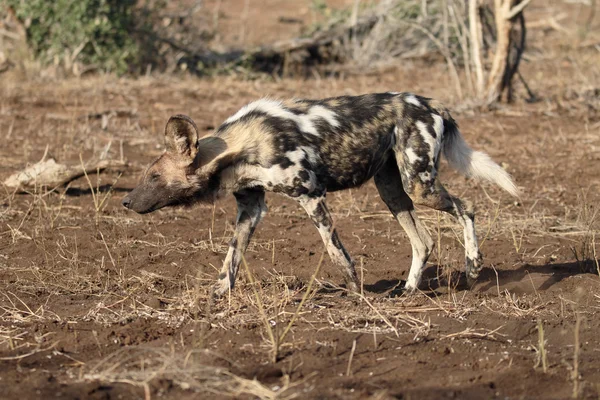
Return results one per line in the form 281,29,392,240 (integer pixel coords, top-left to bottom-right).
568,190,600,273
534,319,548,373
82,347,299,399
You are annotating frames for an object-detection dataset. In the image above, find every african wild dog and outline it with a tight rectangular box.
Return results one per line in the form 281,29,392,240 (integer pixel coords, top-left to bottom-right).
122,92,518,296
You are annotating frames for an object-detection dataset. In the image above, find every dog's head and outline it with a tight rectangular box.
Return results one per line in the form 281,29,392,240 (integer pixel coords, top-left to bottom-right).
122,115,227,214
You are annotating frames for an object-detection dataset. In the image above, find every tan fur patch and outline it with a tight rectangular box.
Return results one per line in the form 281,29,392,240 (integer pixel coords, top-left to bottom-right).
147,153,190,187
323,98,342,108
213,116,276,165
390,96,405,117
427,99,451,119
282,99,310,112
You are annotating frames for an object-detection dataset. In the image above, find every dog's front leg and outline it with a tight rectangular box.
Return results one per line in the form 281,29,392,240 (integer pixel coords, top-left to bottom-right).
298,194,359,293
214,189,267,297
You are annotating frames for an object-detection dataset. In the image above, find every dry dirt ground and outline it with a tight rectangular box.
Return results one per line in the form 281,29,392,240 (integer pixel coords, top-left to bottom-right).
1,2,600,400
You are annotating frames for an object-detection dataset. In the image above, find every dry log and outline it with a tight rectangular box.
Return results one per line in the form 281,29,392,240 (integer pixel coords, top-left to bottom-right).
4,158,128,191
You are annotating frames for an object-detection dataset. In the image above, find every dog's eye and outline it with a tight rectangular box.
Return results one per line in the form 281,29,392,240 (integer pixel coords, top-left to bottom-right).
149,173,161,181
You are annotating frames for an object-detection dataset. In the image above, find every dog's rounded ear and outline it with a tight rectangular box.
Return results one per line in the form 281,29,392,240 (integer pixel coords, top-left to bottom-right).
164,114,199,159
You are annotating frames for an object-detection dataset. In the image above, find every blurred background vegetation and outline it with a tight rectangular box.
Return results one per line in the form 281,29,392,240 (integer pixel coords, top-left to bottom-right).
4,0,145,74
0,0,210,76
1,0,464,76
0,0,597,104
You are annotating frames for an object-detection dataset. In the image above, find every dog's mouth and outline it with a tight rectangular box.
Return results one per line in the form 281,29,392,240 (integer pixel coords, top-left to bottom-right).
135,202,161,214
135,197,187,214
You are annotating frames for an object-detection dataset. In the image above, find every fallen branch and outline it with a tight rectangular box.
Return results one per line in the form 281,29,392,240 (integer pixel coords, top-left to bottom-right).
441,326,506,342
4,157,128,191
0,342,59,361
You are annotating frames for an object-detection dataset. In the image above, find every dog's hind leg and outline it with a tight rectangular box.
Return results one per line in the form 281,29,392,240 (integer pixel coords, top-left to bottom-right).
394,115,482,287
214,189,267,297
297,194,359,293
374,158,434,293
405,179,482,286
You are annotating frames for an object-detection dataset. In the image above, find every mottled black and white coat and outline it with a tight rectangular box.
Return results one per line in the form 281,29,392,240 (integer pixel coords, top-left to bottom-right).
122,92,518,296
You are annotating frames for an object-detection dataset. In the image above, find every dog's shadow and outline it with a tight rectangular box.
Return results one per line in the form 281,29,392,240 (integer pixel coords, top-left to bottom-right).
364,260,597,296
363,279,404,296
470,260,597,293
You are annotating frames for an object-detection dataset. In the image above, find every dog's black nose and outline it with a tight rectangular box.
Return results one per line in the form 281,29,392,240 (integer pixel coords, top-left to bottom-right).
122,197,131,209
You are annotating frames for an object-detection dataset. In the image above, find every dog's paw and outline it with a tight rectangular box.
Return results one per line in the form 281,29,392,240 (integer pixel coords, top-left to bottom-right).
465,251,483,288
212,278,232,298
346,280,360,294
389,281,416,297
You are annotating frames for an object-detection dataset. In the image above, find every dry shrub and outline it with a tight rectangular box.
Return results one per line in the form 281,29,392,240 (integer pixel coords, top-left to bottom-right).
324,0,437,68
312,0,531,104
0,6,41,79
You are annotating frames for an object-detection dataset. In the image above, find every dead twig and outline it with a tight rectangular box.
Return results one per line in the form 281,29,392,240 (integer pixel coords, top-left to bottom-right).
441,325,506,342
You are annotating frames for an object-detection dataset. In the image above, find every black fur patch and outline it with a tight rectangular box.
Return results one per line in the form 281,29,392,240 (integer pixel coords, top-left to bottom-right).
298,170,310,181
273,156,294,169
311,202,331,228
237,210,251,225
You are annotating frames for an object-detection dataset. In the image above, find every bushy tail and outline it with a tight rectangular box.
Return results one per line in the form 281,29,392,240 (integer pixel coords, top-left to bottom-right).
443,120,519,197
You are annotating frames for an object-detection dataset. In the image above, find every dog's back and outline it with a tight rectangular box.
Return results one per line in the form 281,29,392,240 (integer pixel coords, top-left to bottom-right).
214,92,454,194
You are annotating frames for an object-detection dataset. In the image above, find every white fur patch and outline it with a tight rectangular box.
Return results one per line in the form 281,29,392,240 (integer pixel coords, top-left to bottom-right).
431,114,444,161
226,99,319,134
418,171,431,182
284,148,308,164
225,99,340,137
405,95,421,107
308,105,340,128
404,227,431,291
416,120,441,163
296,117,318,136
462,216,479,260
443,124,519,197
432,114,444,139
238,146,318,193
405,147,421,165
225,98,284,124
301,146,318,164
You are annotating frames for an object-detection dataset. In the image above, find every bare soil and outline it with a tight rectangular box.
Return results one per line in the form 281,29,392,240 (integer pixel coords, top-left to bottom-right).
1,1,600,399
